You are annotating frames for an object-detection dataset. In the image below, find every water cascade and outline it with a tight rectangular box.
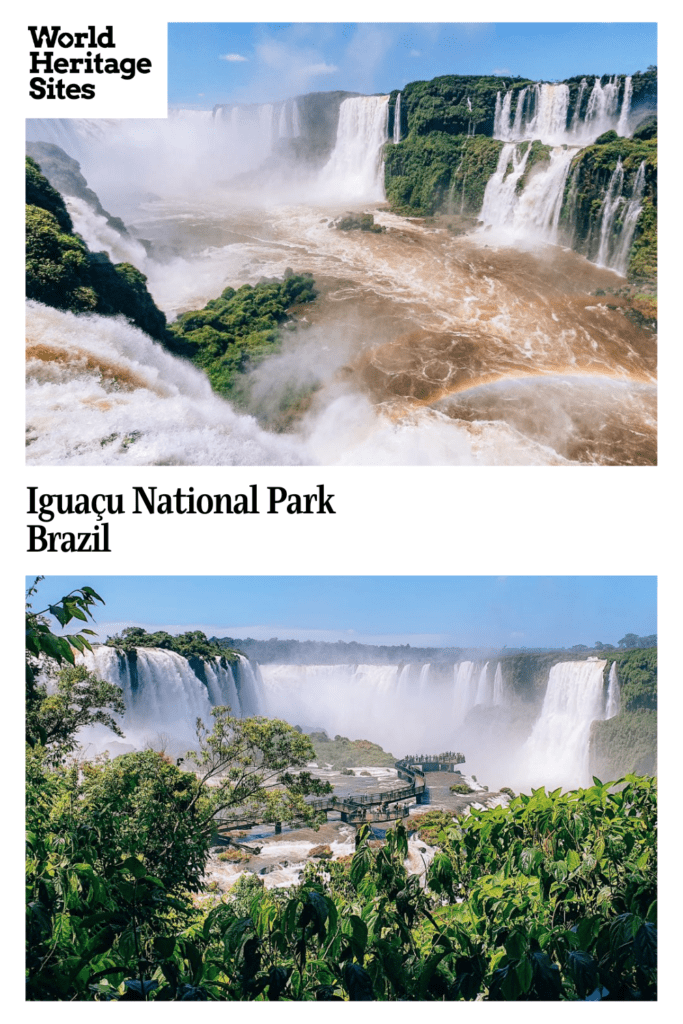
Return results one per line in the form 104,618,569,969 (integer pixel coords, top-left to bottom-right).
480,142,577,243
493,76,632,146
610,160,647,275
72,648,626,789
519,660,608,788
596,158,625,267
393,92,402,143
318,95,389,201
493,662,506,705
485,75,643,268
616,76,633,137
605,661,621,719
81,646,247,749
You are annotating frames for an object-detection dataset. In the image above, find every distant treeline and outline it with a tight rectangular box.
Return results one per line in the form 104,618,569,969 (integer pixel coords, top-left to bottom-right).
212,635,656,664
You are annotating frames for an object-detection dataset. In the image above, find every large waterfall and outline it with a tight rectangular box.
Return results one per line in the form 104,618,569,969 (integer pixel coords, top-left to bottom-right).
75,648,618,790
318,95,390,200
520,660,608,788
80,646,248,748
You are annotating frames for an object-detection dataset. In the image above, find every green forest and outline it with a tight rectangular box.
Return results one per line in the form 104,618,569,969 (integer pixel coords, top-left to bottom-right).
26,583,657,1000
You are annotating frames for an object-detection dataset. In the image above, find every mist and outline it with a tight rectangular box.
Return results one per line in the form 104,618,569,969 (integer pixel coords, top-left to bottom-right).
26,68,655,466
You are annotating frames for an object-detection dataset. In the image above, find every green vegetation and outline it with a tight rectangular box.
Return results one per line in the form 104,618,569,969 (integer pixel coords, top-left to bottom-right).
590,712,656,781
562,135,657,284
334,212,385,232
308,732,397,769
218,849,250,863
166,274,317,405
26,157,167,339
398,75,533,139
384,133,503,217
514,140,552,194
26,583,657,1000
410,809,456,844
606,648,657,713
26,582,333,1001
105,626,239,663
590,648,656,780
383,71,656,285
449,782,474,795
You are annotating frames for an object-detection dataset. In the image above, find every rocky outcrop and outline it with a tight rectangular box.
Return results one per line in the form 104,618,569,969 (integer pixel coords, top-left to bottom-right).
26,157,167,340
26,141,131,237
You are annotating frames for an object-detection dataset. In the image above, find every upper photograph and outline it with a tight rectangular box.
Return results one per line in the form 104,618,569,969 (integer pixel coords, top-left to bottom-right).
26,22,657,466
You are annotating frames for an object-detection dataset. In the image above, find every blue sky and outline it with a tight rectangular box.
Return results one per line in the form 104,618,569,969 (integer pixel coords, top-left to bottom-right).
168,23,657,108
30,577,656,650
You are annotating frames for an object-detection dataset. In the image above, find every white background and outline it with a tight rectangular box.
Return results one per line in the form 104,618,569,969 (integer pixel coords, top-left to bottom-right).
8,1,678,1017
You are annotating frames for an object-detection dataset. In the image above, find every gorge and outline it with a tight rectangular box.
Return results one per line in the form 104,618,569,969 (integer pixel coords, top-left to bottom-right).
26,68,656,466
76,640,656,792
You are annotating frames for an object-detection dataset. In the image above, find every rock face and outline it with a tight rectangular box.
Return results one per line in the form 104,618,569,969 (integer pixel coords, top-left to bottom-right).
333,212,385,233
25,156,167,340
26,141,131,236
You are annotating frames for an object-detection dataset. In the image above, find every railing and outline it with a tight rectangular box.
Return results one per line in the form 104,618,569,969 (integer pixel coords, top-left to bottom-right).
216,753,463,834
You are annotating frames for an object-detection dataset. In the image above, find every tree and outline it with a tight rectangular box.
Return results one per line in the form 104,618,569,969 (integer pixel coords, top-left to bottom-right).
26,577,113,747
26,663,126,764
190,707,332,831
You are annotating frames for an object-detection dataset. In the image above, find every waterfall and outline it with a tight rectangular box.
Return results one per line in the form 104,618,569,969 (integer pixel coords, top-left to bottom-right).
493,76,631,146
596,157,625,266
494,90,513,140
393,92,402,143
617,76,633,136
292,100,301,138
493,662,505,705
512,88,528,138
70,648,615,789
524,84,570,143
610,160,646,275
605,662,621,719
480,143,532,226
494,84,570,144
480,142,576,243
569,79,588,134
80,646,245,750
584,76,620,138
520,660,607,788
64,195,149,268
475,661,492,706
452,661,479,725
318,95,390,201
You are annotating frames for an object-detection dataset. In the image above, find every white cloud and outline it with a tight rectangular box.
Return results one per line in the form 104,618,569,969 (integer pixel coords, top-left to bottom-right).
493,68,511,76
220,53,248,62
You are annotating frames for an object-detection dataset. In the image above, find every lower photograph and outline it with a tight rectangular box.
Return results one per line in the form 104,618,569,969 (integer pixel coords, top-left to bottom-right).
25,575,657,1002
